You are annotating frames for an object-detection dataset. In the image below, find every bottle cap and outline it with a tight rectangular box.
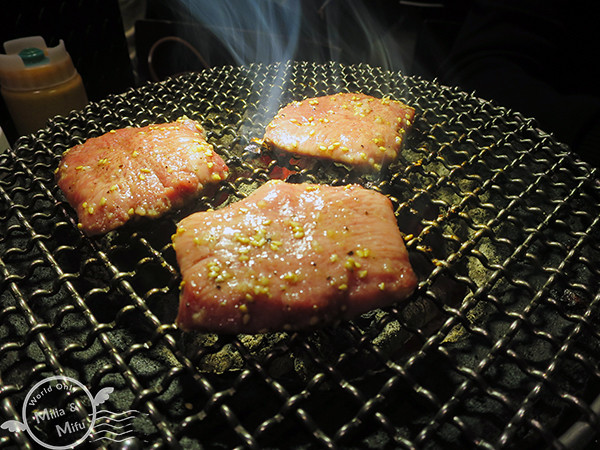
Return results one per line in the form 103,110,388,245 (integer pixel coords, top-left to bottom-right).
19,47,50,66
0,36,78,91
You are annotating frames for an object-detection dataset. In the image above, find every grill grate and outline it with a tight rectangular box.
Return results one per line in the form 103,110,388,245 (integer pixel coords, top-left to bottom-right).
1,61,600,449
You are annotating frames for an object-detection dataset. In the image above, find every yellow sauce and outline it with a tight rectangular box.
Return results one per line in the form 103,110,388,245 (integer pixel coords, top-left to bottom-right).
0,38,88,136
2,73,87,135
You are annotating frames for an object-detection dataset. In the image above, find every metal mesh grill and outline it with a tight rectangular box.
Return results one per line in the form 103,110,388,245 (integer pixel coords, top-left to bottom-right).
1,61,600,449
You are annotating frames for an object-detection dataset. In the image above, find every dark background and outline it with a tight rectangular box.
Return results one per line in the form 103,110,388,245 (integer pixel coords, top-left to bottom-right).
1,0,599,167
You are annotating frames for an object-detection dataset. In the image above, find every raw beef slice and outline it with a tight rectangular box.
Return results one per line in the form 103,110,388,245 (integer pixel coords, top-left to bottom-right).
173,180,417,333
263,93,415,169
56,117,229,235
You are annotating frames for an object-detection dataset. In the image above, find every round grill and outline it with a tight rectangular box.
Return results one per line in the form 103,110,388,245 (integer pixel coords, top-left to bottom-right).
1,61,600,449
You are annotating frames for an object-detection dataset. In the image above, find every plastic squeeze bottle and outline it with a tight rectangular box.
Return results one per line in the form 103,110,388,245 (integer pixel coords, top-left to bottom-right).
0,36,88,136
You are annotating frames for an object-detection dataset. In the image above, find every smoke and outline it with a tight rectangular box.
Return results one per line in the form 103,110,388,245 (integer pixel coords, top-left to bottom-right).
316,0,411,72
171,0,303,67
153,0,412,124
166,0,410,71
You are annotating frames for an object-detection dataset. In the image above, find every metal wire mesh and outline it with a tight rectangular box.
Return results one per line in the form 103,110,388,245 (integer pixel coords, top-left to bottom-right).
1,61,600,449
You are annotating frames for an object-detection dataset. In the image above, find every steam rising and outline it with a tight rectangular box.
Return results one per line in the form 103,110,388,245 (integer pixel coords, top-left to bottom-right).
164,1,410,126
169,0,409,71
173,0,302,66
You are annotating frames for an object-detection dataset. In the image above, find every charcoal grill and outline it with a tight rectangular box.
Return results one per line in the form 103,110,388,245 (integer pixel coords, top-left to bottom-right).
1,61,600,449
